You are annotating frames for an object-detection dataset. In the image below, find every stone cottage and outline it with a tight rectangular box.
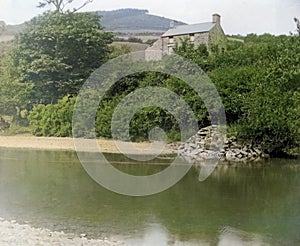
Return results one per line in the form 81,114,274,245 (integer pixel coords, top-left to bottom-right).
146,14,227,60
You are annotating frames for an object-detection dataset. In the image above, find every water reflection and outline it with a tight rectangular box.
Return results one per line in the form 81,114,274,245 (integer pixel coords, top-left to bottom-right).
124,224,273,245
0,148,299,244
218,227,271,246
125,224,171,246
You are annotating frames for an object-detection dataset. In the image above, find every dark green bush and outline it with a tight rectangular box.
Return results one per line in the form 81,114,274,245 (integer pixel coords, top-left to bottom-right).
29,96,75,137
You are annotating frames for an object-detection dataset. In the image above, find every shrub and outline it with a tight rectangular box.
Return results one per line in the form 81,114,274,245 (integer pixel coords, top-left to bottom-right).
29,96,75,137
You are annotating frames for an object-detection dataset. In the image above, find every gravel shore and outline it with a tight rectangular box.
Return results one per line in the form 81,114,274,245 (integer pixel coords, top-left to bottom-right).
0,218,123,246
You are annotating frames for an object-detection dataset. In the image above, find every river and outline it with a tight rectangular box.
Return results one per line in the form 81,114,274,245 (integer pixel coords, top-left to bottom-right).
0,148,299,245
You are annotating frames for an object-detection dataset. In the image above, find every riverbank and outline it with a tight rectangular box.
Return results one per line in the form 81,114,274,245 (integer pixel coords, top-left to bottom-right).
0,218,123,245
0,135,178,154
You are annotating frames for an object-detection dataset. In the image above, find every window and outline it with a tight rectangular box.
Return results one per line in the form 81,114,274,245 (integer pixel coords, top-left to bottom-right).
190,34,195,42
169,36,174,44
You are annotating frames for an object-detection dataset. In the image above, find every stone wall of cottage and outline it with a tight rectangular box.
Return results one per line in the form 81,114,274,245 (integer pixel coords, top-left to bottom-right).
161,29,228,56
194,32,210,47
208,24,227,51
161,32,211,56
162,36,170,55
145,39,163,61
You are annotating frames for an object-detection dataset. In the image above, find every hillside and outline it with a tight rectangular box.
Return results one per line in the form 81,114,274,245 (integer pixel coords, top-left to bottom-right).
97,9,186,33
112,42,148,52
0,22,25,42
0,9,186,42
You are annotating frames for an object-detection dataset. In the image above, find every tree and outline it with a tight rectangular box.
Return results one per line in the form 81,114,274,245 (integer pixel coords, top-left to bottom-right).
174,33,300,155
294,17,300,35
216,36,300,154
37,0,93,13
0,43,31,122
12,11,113,104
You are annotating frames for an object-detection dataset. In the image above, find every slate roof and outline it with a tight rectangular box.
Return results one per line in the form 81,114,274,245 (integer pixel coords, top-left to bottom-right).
162,22,216,37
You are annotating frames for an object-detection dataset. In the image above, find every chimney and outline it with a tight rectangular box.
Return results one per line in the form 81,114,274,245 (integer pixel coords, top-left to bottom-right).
170,20,175,29
212,13,221,25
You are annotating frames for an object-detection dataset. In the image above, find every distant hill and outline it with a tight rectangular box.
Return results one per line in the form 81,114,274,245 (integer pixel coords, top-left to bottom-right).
0,9,186,43
97,9,186,33
0,22,25,42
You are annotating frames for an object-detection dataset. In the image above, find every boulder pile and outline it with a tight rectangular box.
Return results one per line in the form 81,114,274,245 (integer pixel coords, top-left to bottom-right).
178,126,269,163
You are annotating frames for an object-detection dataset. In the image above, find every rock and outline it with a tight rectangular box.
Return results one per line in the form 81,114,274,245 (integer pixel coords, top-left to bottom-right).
187,127,260,162
261,153,270,159
252,152,258,158
226,151,234,159
240,151,248,156
198,132,209,136
178,126,266,164
189,143,197,149
191,149,201,156
254,148,262,155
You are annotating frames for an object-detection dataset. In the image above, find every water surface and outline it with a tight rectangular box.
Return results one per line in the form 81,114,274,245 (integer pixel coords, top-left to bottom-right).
0,148,299,245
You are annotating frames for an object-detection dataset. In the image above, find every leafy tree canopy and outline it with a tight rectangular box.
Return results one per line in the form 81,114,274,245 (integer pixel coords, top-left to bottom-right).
11,11,113,104
0,43,31,121
172,33,299,154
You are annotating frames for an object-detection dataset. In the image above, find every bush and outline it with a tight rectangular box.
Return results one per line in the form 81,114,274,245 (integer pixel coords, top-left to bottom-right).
29,96,75,137
175,34,300,154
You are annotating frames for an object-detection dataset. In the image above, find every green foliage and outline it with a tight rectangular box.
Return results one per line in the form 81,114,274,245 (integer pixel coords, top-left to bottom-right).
28,72,201,142
231,37,300,154
109,44,131,59
26,29,299,155
28,95,75,136
94,95,121,139
127,37,143,43
11,11,113,104
226,40,244,51
0,42,31,122
94,73,186,142
244,33,278,43
173,34,300,154
0,123,31,136
94,71,208,142
174,38,209,70
128,107,180,142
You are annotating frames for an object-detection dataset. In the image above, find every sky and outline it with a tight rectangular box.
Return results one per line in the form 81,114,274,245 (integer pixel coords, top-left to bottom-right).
1,0,300,35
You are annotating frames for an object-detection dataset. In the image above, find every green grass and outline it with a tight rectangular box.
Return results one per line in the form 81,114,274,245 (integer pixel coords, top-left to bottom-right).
0,123,31,136
112,42,148,52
